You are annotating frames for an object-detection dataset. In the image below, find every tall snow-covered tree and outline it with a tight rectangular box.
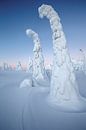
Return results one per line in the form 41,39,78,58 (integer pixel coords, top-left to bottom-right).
38,4,81,106
26,29,47,82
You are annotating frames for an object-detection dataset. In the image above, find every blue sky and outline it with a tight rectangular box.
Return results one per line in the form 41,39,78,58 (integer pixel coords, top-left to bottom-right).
0,0,86,65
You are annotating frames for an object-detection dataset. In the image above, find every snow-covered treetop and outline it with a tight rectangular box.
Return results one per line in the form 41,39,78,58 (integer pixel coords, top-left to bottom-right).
38,4,62,33
26,29,42,52
38,4,60,20
38,4,66,51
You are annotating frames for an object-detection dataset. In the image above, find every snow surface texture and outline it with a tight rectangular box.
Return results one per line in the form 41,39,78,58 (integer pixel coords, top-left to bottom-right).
38,4,86,111
26,29,49,86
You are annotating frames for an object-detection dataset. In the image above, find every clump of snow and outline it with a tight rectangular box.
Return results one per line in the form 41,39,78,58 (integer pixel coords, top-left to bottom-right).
26,29,49,86
38,4,86,111
20,78,32,88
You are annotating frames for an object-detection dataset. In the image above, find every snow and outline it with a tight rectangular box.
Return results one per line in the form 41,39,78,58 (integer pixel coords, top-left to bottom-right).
72,59,84,71
16,61,22,71
72,50,86,74
26,57,33,73
20,78,32,88
79,49,86,74
26,29,49,86
0,71,86,130
38,4,86,111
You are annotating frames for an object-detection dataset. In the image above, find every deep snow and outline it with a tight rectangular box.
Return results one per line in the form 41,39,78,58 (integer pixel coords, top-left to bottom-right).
0,71,86,130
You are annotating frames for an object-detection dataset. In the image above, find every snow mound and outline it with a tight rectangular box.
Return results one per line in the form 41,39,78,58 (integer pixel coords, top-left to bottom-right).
20,78,32,88
32,77,50,87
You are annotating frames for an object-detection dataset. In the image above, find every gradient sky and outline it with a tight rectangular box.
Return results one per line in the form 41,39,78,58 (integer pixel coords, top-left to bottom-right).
0,0,86,65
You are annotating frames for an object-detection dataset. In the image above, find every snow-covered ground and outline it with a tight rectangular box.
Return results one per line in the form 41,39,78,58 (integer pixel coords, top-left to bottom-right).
0,71,86,130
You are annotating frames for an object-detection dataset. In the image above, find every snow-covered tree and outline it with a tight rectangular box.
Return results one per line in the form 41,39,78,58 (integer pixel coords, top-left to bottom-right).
38,4,81,107
16,61,22,71
79,49,86,73
72,49,86,72
3,62,9,71
26,29,48,83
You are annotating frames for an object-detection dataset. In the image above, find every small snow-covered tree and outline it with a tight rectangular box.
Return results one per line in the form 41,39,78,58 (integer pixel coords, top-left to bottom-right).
38,4,81,106
3,62,9,71
26,29,47,82
79,49,86,73
16,61,22,71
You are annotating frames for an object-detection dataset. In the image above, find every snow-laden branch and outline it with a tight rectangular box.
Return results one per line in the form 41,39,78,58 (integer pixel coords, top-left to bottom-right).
26,29,41,50
38,4,81,108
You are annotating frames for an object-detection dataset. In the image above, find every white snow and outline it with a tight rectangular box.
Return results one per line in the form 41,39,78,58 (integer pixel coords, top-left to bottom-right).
38,4,86,111
26,57,33,73
0,71,86,130
16,61,22,71
72,50,86,73
79,49,86,74
72,59,84,71
26,29,49,86
20,78,32,88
